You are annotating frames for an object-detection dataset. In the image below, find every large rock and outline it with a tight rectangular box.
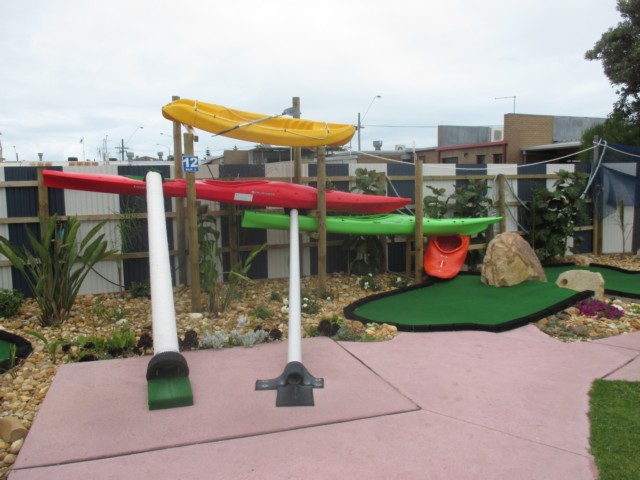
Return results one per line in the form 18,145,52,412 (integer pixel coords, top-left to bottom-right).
556,270,605,300
481,232,547,286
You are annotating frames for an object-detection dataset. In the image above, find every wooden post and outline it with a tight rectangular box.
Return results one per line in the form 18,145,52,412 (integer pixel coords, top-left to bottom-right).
292,97,302,185
228,203,239,269
592,136,602,255
184,131,201,312
317,146,327,293
378,171,388,272
36,167,49,221
171,95,187,286
497,174,506,233
414,157,424,283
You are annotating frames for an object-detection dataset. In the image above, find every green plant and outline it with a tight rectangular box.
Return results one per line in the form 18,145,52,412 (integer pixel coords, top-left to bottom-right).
250,305,272,321
350,168,386,195
90,297,127,323
344,168,387,275
388,276,409,289
269,290,282,302
198,209,267,314
342,234,385,275
115,201,146,297
0,289,23,318
423,186,449,218
0,216,116,326
197,209,222,312
26,330,67,364
358,273,381,292
0,344,18,378
130,281,151,299
450,179,495,270
449,180,494,218
300,291,320,315
523,170,589,263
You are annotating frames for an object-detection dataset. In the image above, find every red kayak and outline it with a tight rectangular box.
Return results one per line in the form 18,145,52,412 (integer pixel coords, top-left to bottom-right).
42,170,410,214
423,234,470,279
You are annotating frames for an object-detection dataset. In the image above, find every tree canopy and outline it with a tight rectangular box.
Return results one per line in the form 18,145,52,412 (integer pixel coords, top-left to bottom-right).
585,0,640,124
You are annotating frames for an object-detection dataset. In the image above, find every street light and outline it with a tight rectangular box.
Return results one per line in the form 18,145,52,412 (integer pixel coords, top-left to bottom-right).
120,126,144,161
357,95,381,151
495,95,516,114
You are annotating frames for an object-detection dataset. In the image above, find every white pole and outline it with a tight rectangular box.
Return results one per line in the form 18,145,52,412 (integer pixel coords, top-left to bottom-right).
146,171,180,354
287,208,302,363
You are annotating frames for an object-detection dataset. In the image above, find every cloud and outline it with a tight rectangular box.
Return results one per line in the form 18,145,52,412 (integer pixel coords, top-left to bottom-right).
0,0,622,162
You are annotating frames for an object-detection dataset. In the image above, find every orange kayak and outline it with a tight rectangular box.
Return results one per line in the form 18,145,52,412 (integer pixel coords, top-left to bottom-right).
423,235,471,279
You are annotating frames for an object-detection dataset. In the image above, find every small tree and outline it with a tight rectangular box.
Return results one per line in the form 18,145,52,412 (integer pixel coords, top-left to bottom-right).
344,168,386,274
523,171,589,263
585,0,640,125
0,215,115,326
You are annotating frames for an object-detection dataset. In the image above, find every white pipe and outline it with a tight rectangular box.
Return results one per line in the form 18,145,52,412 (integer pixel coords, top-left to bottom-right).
287,209,302,363
146,171,180,354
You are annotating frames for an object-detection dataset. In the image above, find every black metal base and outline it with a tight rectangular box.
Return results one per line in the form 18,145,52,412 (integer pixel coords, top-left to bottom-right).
256,361,324,407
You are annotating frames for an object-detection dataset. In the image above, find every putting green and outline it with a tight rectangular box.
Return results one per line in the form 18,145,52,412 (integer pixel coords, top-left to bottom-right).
344,265,640,332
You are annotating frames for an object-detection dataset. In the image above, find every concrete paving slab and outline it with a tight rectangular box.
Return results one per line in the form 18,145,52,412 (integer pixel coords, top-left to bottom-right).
593,330,640,352
11,326,640,480
9,410,596,480
603,355,640,381
13,337,418,471
339,329,638,456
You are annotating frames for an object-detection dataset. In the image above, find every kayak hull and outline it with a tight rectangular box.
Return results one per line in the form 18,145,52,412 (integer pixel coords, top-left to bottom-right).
162,99,356,147
242,210,501,236
42,171,410,214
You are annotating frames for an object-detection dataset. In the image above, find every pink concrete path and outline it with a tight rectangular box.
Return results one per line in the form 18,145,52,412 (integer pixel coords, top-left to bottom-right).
9,326,640,480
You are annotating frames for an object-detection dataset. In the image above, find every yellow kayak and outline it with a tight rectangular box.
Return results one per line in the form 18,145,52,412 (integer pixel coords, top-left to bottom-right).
162,99,356,147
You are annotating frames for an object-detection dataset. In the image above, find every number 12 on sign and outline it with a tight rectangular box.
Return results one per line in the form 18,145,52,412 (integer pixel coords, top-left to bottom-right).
182,155,199,173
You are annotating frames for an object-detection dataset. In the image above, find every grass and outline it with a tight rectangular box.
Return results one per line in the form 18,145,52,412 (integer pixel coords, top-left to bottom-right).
589,379,640,480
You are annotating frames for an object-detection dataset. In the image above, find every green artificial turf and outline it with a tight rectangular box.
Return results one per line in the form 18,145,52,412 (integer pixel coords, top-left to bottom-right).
346,265,640,332
589,379,640,480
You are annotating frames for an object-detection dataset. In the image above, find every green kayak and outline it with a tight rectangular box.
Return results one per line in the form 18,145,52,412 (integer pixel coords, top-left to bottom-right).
242,211,501,236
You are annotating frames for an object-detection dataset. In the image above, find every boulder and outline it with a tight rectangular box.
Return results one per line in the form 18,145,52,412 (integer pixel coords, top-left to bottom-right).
556,270,605,300
0,417,26,443
481,232,547,287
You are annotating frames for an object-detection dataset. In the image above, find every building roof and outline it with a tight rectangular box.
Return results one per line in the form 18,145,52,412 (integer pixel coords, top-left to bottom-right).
521,141,581,152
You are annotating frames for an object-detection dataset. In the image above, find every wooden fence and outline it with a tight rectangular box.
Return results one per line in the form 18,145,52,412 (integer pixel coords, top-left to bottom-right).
0,161,606,297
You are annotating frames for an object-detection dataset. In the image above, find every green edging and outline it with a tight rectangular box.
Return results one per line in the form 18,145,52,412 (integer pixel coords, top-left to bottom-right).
589,379,640,480
148,375,194,410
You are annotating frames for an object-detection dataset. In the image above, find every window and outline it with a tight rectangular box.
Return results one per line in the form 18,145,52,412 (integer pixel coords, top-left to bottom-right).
476,155,486,164
442,156,458,164
492,153,503,164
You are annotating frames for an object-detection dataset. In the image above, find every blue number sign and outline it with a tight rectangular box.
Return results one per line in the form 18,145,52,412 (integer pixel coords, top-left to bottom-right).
182,155,199,173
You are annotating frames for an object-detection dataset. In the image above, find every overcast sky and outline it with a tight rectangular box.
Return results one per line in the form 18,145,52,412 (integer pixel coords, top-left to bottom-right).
0,0,622,163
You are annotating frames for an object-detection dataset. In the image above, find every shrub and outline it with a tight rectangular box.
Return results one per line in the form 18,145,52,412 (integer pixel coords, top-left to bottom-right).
523,170,589,263
0,289,23,318
358,274,381,292
0,215,115,326
130,281,151,299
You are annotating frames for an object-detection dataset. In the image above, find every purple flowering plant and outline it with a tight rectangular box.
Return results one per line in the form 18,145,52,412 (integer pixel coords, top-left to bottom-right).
575,299,624,319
